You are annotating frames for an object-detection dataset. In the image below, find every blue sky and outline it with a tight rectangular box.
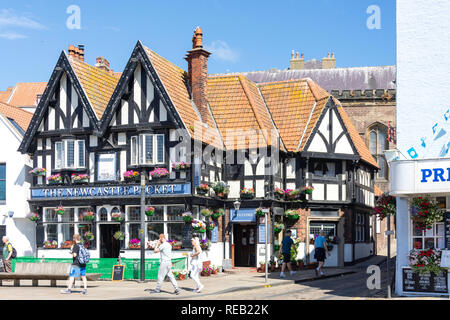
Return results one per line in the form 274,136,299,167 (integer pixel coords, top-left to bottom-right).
0,0,396,89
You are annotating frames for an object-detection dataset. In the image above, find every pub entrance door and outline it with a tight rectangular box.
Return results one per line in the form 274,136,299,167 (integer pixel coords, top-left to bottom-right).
233,224,257,267
100,224,120,258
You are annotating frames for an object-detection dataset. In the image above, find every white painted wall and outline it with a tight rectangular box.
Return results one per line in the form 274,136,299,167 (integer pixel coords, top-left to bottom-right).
344,244,353,263
309,244,338,267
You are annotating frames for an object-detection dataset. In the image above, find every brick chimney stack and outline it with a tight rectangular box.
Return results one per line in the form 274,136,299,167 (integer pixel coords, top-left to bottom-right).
290,50,305,70
95,56,111,72
185,27,211,120
322,52,336,69
68,44,85,62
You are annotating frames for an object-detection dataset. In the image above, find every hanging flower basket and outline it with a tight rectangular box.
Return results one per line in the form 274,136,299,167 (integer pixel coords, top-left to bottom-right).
410,197,443,231
56,205,65,216
274,222,284,234
285,189,300,201
111,212,124,222
408,248,445,275
200,239,211,250
172,162,190,171
207,221,217,231
200,208,212,218
27,212,39,222
274,188,285,200
274,244,281,251
149,167,169,179
212,181,229,199
123,170,140,182
255,208,265,218
84,231,94,241
240,187,255,199
47,174,63,184
145,206,155,217
71,173,89,184
29,167,46,176
128,238,141,249
192,219,206,233
182,212,193,223
212,208,225,220
374,193,396,220
301,186,314,195
196,184,209,195
81,211,95,221
113,231,125,241
285,209,299,220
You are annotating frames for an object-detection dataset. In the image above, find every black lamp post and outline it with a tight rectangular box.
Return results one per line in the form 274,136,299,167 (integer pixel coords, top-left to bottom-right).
139,171,146,283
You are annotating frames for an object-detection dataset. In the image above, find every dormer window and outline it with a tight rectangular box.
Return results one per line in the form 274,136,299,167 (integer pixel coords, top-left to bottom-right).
55,140,85,169
130,134,164,165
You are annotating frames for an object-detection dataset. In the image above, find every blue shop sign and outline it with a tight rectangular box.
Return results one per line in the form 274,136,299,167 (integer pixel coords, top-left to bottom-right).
31,183,191,200
230,209,256,223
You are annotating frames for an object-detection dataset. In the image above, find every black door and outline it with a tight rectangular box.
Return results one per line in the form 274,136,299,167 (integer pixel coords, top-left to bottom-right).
100,224,120,258
234,224,257,267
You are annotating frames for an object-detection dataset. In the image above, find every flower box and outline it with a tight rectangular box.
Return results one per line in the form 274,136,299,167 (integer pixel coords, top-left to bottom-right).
274,188,285,200
196,184,209,195
149,167,169,179
408,248,445,275
212,181,229,198
284,189,300,201
47,174,63,184
123,171,140,183
43,241,58,249
71,173,90,184
29,168,47,176
129,238,141,249
240,188,255,199
172,162,190,171
60,241,75,249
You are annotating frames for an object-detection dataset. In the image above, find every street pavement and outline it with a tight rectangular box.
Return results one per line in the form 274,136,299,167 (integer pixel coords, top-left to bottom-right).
0,255,446,300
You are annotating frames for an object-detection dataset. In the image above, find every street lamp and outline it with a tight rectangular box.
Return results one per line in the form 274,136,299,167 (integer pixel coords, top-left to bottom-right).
233,200,241,211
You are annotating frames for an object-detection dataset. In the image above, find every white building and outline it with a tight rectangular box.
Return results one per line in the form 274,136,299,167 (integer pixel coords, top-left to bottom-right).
392,0,450,296
0,102,34,258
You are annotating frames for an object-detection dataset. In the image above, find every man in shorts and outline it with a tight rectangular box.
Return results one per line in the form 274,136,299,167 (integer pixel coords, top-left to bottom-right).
280,230,296,278
61,234,88,295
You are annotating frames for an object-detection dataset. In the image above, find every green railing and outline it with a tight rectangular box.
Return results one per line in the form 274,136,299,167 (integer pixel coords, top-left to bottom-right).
11,257,186,280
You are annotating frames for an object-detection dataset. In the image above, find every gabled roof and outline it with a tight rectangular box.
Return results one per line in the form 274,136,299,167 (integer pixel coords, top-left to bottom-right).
68,56,119,119
258,79,329,152
0,87,13,104
207,74,279,150
0,102,33,133
142,44,223,148
7,82,47,108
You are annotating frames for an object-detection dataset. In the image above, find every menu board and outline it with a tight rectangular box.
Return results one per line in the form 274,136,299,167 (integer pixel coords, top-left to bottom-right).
445,212,450,249
97,153,116,181
182,223,193,248
402,268,448,293
112,265,125,281
258,225,266,244
211,226,218,243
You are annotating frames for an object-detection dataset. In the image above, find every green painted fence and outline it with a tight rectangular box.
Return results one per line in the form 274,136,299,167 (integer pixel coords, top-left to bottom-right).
11,257,187,280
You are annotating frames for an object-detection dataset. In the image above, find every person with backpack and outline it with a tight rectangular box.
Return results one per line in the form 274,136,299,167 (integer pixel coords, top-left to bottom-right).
2,236,16,273
61,234,89,295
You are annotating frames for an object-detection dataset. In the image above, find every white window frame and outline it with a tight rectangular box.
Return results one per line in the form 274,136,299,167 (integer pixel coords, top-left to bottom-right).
130,134,165,165
54,140,86,169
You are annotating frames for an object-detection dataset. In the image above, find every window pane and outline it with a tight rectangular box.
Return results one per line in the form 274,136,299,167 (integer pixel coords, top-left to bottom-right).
45,209,59,222
78,140,85,167
99,207,108,221
325,162,335,177
437,237,445,249
369,131,377,154
128,224,140,244
147,223,164,241
313,163,323,176
61,224,74,243
0,164,5,179
145,134,153,164
167,206,184,221
0,181,5,201
167,223,183,242
61,208,75,222
67,140,75,167
139,135,144,164
128,207,140,221
378,131,386,153
157,135,164,163
424,238,435,249
46,224,58,242
413,238,423,249
147,206,164,221
56,142,63,168
413,228,423,237
378,157,386,179
131,137,137,165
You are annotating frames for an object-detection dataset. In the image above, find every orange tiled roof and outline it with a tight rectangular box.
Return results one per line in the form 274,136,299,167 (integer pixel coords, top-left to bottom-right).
69,56,119,119
0,87,13,103
258,79,329,152
143,45,223,148
0,101,33,133
5,82,46,107
207,74,277,150
334,97,379,168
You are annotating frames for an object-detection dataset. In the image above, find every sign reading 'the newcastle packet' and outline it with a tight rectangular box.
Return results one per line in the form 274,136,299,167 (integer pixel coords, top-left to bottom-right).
31,183,191,200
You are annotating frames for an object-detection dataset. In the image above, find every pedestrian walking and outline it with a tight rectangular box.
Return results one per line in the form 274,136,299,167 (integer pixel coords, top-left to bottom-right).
280,230,296,278
2,236,14,273
189,237,204,293
314,230,331,277
151,234,180,295
61,234,88,295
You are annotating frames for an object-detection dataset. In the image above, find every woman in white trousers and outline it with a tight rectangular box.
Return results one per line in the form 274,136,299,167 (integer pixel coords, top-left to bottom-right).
190,237,204,293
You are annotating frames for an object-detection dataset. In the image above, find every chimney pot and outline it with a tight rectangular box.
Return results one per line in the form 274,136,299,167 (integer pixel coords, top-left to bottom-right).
301,53,304,59
291,50,295,60
296,52,299,60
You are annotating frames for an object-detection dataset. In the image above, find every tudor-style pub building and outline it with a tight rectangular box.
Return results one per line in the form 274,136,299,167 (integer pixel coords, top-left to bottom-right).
19,28,379,274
